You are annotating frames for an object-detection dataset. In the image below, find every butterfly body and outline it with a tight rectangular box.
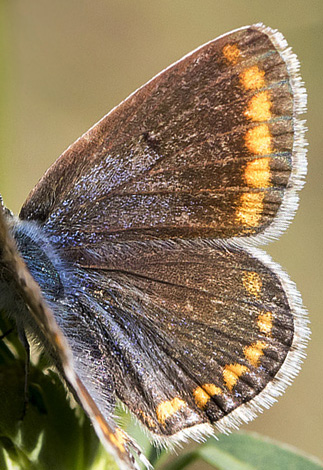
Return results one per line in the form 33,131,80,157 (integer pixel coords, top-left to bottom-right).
0,24,308,470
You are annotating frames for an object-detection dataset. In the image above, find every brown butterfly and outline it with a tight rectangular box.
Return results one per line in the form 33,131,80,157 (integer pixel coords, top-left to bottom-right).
0,23,308,469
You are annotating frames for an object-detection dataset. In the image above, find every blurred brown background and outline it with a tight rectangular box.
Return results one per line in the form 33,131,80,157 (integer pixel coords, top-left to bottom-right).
0,0,322,464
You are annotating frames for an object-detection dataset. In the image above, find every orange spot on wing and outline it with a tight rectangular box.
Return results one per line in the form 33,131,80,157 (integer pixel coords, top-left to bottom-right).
223,44,241,64
236,192,264,227
240,65,266,90
245,124,273,155
156,397,186,425
223,364,249,391
245,91,272,122
53,332,64,349
242,271,262,298
244,157,271,188
96,415,109,434
138,410,156,429
203,383,222,396
258,311,273,335
112,428,127,452
244,341,268,367
193,384,222,409
96,418,126,453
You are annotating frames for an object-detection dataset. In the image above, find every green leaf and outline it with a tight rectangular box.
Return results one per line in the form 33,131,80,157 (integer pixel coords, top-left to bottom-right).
0,319,118,470
164,432,323,470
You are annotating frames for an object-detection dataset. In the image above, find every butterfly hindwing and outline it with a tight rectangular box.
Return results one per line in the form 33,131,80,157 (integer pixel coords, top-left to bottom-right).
70,240,307,441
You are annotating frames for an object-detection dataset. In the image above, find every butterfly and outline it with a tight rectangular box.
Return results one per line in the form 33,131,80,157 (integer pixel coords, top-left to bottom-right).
0,23,308,469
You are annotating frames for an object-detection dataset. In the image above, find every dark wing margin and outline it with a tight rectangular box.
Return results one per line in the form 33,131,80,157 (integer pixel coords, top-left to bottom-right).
73,239,309,443
0,207,146,470
19,24,306,254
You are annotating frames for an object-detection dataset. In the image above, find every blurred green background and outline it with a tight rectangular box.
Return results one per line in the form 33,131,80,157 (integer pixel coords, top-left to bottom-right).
0,0,322,464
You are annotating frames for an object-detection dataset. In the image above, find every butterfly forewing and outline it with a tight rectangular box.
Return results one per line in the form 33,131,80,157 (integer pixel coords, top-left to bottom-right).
20,25,305,258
